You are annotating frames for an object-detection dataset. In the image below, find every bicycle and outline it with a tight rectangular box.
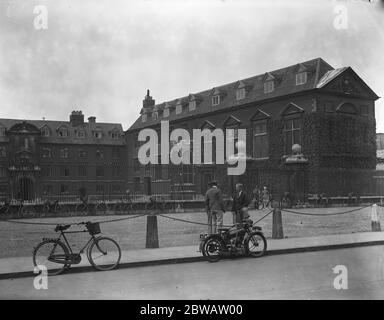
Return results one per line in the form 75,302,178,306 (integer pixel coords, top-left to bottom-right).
75,201,91,215
113,198,136,213
145,196,172,213
33,221,121,276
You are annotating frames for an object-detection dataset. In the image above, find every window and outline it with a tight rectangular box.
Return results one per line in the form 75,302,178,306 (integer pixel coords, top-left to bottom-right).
58,128,68,137
264,81,274,93
78,149,87,158
60,148,68,158
284,118,302,154
41,147,51,158
112,167,121,177
96,184,104,194
176,104,183,114
181,165,193,184
142,114,147,122
60,185,69,194
93,131,102,139
42,185,53,195
325,101,334,113
112,148,121,159
0,166,7,177
96,149,104,159
361,105,369,116
41,127,50,137
0,126,5,136
112,185,121,194
295,72,307,85
212,95,220,106
189,100,196,111
76,130,86,138
236,88,246,100
42,166,52,177
0,147,6,158
152,112,158,120
96,166,104,177
133,177,141,193
60,167,70,177
163,108,169,118
252,121,269,159
134,158,140,172
78,166,87,177
111,131,119,139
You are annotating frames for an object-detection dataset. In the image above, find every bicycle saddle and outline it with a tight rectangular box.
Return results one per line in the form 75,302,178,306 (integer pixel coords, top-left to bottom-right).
55,224,71,232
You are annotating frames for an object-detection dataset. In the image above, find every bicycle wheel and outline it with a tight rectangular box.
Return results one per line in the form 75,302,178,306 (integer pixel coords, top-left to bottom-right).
33,240,69,276
201,236,225,263
88,237,121,271
245,232,267,258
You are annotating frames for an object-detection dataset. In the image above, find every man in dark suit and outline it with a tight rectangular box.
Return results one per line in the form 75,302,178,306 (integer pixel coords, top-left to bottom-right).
232,183,250,225
205,181,225,234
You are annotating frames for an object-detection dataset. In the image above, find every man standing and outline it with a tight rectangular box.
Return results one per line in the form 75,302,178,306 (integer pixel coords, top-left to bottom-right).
232,183,250,225
205,181,225,234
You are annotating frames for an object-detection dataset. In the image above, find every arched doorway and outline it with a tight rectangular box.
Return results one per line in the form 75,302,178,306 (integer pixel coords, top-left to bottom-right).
18,177,34,200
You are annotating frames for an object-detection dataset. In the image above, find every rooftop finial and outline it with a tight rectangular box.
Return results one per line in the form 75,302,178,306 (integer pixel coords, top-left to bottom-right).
147,89,150,96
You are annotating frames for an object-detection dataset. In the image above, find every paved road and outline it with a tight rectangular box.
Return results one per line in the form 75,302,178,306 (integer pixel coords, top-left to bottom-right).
1,246,384,299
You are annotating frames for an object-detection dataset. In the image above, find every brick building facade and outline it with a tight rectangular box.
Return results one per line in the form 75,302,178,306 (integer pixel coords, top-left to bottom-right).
0,111,127,201
125,58,379,201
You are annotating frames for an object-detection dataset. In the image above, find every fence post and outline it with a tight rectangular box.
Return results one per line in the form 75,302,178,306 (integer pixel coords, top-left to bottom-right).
146,211,159,248
371,204,381,232
272,200,284,239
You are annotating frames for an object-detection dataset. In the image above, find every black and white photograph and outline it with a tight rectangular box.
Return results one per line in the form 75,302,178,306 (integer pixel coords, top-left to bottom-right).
0,0,384,304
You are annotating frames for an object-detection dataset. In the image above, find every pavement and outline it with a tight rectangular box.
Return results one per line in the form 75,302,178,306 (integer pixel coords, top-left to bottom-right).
3,245,384,299
1,231,384,280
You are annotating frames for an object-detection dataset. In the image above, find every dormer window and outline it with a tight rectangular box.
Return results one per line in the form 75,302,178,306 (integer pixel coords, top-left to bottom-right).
236,88,246,100
76,129,86,138
212,95,220,106
264,81,274,93
142,113,147,122
0,126,5,136
189,100,196,111
58,128,69,137
41,127,50,137
176,104,183,115
296,72,307,85
93,130,102,139
152,112,158,120
111,131,120,140
163,107,169,118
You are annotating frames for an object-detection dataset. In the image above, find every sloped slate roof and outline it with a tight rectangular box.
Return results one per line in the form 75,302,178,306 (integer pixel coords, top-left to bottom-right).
0,118,125,145
128,57,334,131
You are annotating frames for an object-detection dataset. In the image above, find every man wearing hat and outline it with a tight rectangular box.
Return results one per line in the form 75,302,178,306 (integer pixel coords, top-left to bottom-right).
232,183,250,225
205,181,225,234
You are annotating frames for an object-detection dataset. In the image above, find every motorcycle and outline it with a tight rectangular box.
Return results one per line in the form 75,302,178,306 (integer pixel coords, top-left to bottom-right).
199,218,267,262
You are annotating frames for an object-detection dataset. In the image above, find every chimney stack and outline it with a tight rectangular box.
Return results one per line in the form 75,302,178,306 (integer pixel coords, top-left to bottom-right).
70,111,84,126
143,89,155,108
88,116,96,123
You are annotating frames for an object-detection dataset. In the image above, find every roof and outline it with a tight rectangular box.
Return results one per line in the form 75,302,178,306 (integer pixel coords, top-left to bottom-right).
128,57,334,131
0,118,125,145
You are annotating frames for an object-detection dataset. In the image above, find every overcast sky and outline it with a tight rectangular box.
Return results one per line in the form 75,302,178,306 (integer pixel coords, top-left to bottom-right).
0,0,383,131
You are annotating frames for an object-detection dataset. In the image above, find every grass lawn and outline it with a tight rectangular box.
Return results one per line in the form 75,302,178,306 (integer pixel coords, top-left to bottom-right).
0,205,381,258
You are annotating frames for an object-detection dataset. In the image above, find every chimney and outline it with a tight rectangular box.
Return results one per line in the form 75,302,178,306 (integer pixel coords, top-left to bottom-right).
70,111,84,126
88,116,96,123
143,89,155,108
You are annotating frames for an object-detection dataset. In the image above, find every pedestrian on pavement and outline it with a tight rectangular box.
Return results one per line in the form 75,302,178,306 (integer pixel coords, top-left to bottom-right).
205,181,225,234
232,183,250,225
252,186,260,209
261,186,270,208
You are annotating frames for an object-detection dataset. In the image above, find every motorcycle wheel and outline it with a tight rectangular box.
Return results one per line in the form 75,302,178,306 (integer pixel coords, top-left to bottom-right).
245,232,267,258
202,236,225,263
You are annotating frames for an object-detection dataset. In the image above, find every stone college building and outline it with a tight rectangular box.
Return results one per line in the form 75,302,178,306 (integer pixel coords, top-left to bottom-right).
126,58,379,202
